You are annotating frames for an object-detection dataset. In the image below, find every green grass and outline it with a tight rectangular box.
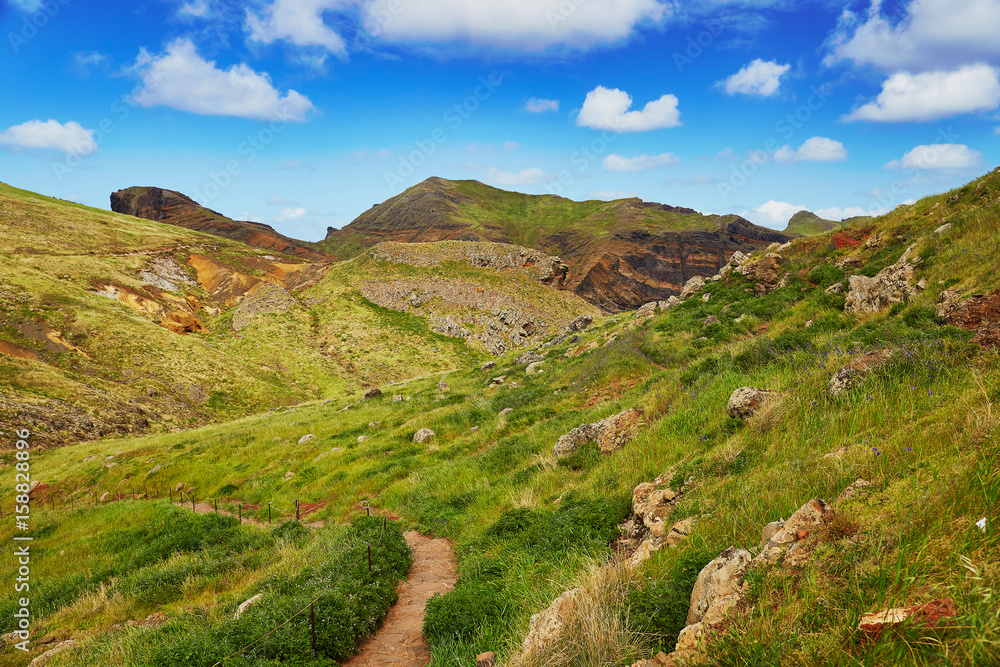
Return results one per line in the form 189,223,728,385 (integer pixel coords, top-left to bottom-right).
3,169,1000,666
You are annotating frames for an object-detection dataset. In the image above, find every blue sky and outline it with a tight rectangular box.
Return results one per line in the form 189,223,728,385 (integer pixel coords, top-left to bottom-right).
1,0,998,240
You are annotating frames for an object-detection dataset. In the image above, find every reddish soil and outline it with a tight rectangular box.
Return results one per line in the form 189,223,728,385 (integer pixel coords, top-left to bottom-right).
945,290,1000,348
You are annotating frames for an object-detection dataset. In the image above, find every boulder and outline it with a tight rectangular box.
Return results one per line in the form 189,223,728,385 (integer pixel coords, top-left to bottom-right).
436,380,448,393
490,375,506,386
828,350,892,396
934,223,953,235
393,394,403,402
481,360,497,370
99,492,110,502
637,301,658,318
837,478,872,502
146,465,162,476
499,407,513,417
515,350,545,365
553,408,643,458
687,546,752,625
825,281,844,294
297,434,315,445
569,314,593,331
703,315,720,327
726,387,779,419
845,244,919,314
728,250,749,267
680,276,706,300
519,589,581,657
413,428,435,443
362,387,382,400
526,361,544,375
701,293,711,302
28,640,76,667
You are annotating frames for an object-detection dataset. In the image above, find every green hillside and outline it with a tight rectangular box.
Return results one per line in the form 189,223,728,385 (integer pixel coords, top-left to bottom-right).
3,168,999,666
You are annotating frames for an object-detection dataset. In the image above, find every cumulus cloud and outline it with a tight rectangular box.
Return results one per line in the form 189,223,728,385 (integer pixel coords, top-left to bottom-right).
361,0,669,51
845,64,1000,122
278,207,307,221
721,59,790,97
525,98,560,113
826,0,1000,72
773,137,848,164
741,201,807,229
128,39,314,121
247,0,351,55
815,206,870,220
72,51,110,71
884,144,983,171
577,86,680,132
485,167,554,185
0,119,97,155
602,153,681,171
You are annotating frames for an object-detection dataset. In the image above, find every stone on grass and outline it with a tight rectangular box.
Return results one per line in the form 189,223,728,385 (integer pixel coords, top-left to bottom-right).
726,387,779,419
837,478,871,502
828,350,892,396
526,361,544,375
436,380,449,393
515,350,545,365
680,276,706,300
687,547,752,625
298,434,315,445
235,593,264,619
481,360,497,371
569,314,593,331
413,428,435,443
499,407,513,417
858,598,956,639
362,387,382,400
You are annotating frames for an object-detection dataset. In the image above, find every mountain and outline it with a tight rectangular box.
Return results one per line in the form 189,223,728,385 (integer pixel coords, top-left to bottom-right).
110,186,329,260
321,177,792,312
784,210,873,237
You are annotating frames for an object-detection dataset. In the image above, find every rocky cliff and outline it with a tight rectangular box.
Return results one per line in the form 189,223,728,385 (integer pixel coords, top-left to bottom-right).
323,178,791,312
110,187,329,260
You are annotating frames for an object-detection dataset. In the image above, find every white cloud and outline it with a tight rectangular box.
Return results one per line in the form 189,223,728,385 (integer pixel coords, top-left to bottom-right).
0,120,97,155
129,39,314,121
884,144,983,171
815,206,870,220
278,207,307,221
845,64,1000,122
525,98,559,113
773,137,848,164
361,0,669,51
721,59,790,97
504,141,519,151
485,167,554,186
590,190,639,200
577,86,680,132
602,153,681,171
248,0,352,55
827,0,1000,72
741,201,807,229
178,1,208,17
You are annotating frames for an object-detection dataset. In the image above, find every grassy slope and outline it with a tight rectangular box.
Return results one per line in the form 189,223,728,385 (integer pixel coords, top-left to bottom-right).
4,170,1000,666
2,183,596,442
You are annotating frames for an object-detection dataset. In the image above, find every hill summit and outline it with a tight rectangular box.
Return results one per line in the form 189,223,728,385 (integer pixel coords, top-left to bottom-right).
323,177,791,311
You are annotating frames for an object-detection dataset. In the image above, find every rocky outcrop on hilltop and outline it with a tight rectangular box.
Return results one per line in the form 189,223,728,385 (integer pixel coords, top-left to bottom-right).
111,187,328,260
369,241,569,286
324,178,792,312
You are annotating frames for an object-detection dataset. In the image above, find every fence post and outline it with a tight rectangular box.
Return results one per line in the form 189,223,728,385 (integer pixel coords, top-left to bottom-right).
367,544,371,573
191,495,195,512
238,505,242,524
268,503,271,525
295,498,300,522
214,499,218,513
169,489,172,503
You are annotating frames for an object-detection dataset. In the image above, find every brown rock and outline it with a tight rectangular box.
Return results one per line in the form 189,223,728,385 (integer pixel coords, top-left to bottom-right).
160,311,207,334
726,387,779,419
828,350,892,396
858,598,956,638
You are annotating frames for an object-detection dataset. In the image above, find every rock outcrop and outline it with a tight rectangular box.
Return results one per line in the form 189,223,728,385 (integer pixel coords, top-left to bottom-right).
844,244,919,314
111,187,328,260
369,241,569,286
828,350,893,396
552,408,643,458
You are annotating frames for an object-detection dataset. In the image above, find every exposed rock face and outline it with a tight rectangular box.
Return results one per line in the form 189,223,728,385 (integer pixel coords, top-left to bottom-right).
616,473,688,567
828,350,893,396
358,279,577,355
568,314,593,331
939,289,1000,348
518,589,581,659
140,257,196,291
324,177,791,312
232,283,297,332
845,244,919,314
369,241,569,286
858,599,956,639
726,387,780,419
111,187,328,260
515,350,545,365
680,276,706,300
553,408,643,458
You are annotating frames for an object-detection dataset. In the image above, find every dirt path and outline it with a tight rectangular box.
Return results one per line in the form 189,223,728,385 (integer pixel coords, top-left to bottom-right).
343,531,457,667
